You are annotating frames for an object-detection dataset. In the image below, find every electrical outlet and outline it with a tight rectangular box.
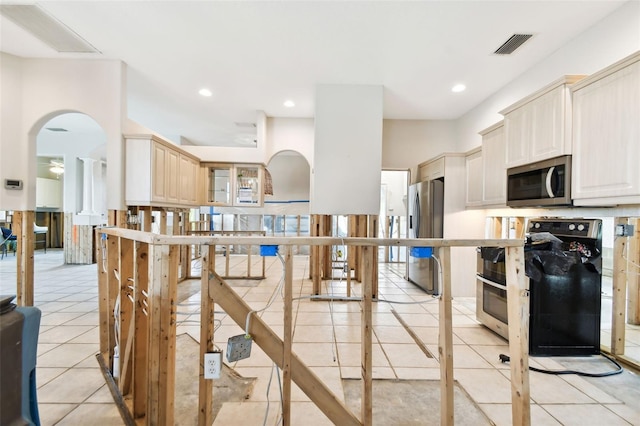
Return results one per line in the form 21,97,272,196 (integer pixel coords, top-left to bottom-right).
204,351,222,379
226,334,253,362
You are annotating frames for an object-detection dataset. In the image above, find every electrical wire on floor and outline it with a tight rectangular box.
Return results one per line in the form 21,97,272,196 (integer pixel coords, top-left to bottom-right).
498,352,624,377
245,251,286,337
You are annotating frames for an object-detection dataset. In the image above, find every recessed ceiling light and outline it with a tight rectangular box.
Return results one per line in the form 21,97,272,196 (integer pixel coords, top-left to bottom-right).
451,84,466,93
199,88,212,97
283,100,295,108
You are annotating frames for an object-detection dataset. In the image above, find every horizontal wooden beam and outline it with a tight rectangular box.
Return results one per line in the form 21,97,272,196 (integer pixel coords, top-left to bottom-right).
98,227,521,248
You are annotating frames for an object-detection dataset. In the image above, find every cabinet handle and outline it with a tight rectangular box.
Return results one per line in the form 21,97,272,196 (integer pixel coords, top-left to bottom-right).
545,166,555,198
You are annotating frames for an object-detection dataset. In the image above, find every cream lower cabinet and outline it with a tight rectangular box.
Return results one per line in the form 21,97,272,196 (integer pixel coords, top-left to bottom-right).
571,52,640,206
126,135,201,207
501,75,584,168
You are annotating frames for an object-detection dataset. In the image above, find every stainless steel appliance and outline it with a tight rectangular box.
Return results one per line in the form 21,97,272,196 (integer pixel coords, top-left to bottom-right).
477,218,603,355
507,155,571,207
476,247,509,340
406,178,444,294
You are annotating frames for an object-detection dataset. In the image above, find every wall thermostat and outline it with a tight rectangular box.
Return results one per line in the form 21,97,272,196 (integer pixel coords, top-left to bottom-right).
4,179,23,190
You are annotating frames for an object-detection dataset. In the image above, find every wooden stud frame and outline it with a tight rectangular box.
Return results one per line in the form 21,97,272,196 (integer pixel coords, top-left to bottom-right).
95,228,528,426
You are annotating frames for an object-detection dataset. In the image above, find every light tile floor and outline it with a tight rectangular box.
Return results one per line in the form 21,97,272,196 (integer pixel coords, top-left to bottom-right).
1,250,640,425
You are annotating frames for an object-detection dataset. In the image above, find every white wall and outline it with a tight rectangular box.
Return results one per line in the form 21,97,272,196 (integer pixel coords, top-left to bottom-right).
382,119,457,182
266,117,314,167
0,53,26,210
312,85,383,215
456,1,640,153
0,54,126,211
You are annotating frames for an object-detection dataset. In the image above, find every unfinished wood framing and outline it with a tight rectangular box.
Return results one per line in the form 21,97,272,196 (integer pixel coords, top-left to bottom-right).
437,246,454,426
283,246,293,425
627,218,640,325
14,211,35,306
361,245,374,425
612,217,629,354
505,245,530,426
198,245,214,425
96,228,528,426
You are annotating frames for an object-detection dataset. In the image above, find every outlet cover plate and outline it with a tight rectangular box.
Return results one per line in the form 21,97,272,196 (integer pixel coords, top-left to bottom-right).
227,334,253,362
204,351,222,379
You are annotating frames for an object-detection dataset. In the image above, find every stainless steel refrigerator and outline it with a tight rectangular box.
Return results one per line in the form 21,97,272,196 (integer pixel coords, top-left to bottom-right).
406,178,444,294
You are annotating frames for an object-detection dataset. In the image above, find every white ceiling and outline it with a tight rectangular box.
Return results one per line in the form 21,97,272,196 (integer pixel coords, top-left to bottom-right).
0,0,630,146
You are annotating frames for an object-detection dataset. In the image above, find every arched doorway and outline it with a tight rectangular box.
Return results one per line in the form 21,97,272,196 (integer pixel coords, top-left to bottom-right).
35,112,107,264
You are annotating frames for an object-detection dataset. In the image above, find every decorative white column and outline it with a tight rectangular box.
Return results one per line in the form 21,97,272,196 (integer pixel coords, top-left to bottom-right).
79,157,96,214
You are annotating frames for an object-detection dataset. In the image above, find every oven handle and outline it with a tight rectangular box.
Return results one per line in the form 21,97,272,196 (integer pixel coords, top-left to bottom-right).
476,275,507,291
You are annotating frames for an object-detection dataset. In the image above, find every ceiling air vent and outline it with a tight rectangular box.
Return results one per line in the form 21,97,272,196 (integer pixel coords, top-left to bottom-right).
493,34,533,55
0,4,99,53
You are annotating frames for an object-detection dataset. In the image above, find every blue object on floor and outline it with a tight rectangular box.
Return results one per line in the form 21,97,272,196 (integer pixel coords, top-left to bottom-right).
0,295,41,426
260,245,279,256
410,246,433,258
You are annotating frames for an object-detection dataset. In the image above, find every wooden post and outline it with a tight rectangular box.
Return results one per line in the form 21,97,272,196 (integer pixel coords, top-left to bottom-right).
198,245,214,426
142,207,152,232
513,217,526,239
97,230,109,356
14,211,35,306
159,208,168,235
133,242,149,419
283,246,293,425
118,237,135,395
106,235,120,372
368,215,379,298
322,215,332,280
361,245,374,426
162,245,179,422
505,245,530,426
612,217,629,354
311,215,321,294
437,246,454,426
627,218,640,325
147,243,177,424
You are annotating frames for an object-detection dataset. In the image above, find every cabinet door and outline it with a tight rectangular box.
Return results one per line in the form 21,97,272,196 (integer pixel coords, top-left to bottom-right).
572,61,640,201
465,151,483,207
179,155,199,204
165,148,180,203
151,142,167,202
504,107,531,167
530,86,566,162
482,125,506,205
235,165,262,205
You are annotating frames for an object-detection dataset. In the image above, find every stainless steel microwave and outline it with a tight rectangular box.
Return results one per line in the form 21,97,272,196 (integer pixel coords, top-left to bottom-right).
506,155,571,207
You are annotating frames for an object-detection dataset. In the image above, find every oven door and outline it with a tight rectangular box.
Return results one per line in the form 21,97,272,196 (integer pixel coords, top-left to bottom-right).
476,276,509,340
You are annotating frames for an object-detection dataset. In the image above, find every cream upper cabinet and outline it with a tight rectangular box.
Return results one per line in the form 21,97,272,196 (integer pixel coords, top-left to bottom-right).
419,157,445,181
126,135,201,207
481,122,506,206
465,148,483,207
571,52,640,205
501,76,584,168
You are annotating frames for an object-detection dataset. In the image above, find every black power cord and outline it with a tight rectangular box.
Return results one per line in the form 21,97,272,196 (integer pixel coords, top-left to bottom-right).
498,352,623,377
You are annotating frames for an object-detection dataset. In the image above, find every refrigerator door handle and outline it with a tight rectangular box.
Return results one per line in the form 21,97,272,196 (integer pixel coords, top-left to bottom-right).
414,191,420,237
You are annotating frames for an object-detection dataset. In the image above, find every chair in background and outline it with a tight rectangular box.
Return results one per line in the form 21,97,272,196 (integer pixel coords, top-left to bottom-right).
0,227,16,260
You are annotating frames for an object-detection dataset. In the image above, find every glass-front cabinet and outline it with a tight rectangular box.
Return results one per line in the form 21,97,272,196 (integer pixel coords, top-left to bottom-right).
208,165,232,204
205,163,264,206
